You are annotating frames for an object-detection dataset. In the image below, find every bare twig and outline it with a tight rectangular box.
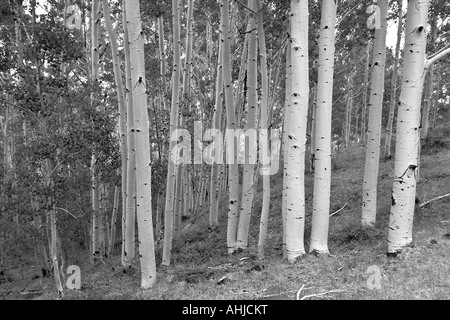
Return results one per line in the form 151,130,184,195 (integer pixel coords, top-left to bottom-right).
233,0,257,15
299,289,347,300
330,203,348,217
419,193,450,208
55,207,84,219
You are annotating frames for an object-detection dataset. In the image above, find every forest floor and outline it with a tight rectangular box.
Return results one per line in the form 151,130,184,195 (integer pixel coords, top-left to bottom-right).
1,129,450,300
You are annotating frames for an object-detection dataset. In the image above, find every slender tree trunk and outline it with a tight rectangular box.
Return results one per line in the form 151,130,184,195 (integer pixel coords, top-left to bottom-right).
361,40,372,146
220,0,240,254
124,0,157,287
284,0,308,263
209,39,224,228
108,185,119,256
310,0,337,255
384,0,403,159
282,37,292,260
361,0,388,227
162,0,182,266
388,0,430,254
237,0,258,251
256,0,273,259
122,2,136,265
102,0,128,260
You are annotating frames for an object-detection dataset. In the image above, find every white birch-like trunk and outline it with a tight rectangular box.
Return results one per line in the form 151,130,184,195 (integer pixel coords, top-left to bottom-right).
284,0,308,263
256,0,272,259
162,0,182,266
384,0,403,159
102,0,127,259
282,38,292,260
361,0,388,227
237,0,258,251
309,0,337,255
123,2,136,265
361,40,372,146
108,185,119,256
388,0,429,254
124,0,157,287
209,39,224,228
220,0,240,254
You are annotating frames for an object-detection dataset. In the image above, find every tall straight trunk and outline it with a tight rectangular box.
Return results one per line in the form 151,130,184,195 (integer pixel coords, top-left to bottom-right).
90,0,102,261
282,38,292,260
124,0,157,288
284,0,308,263
361,0,388,227
420,13,437,143
158,15,168,103
388,0,429,254
234,34,249,131
344,73,354,148
102,0,127,259
384,0,403,159
361,40,372,146
256,0,272,259
108,185,119,256
309,84,317,172
162,0,182,266
310,0,337,255
220,0,240,254
122,2,136,265
209,39,224,228
237,0,258,251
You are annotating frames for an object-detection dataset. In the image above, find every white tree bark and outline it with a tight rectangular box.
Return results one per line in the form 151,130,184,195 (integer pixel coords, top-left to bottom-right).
237,0,258,251
162,0,182,265
220,0,240,254
309,0,337,255
388,0,429,254
124,0,156,287
361,0,388,227
284,0,308,263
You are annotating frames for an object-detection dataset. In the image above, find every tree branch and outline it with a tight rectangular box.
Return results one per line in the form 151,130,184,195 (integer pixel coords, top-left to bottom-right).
419,193,450,208
425,45,450,70
233,0,257,15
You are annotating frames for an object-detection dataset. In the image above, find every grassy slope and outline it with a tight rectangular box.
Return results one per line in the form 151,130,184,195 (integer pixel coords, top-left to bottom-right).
2,130,450,300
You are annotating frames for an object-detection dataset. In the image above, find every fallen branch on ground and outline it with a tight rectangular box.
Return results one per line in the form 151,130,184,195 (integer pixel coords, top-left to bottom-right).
419,193,450,208
330,203,348,218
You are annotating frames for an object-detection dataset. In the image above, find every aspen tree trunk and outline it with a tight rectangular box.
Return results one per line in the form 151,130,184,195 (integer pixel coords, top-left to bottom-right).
209,39,224,228
361,40,372,146
90,0,102,261
384,0,403,159
282,38,292,260
220,0,240,254
124,0,157,287
108,185,119,256
237,0,258,251
162,0,182,266
284,0,308,263
122,2,137,265
158,15,168,103
388,0,429,254
256,0,272,259
420,13,437,143
361,0,388,227
310,0,337,255
309,84,317,172
234,34,249,133
102,0,128,259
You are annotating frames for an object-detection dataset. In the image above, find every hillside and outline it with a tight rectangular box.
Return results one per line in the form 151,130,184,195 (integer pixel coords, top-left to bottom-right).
1,129,450,300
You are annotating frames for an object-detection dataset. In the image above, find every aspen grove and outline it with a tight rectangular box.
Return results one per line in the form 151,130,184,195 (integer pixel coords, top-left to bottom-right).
1,0,450,300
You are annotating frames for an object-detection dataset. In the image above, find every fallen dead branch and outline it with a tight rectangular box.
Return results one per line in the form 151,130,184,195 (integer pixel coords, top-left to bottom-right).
419,193,450,208
329,203,348,218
